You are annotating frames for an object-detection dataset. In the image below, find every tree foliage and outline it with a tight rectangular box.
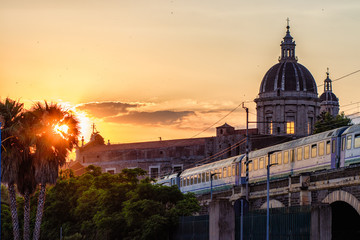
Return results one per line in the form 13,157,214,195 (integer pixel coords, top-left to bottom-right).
313,112,352,134
38,166,200,240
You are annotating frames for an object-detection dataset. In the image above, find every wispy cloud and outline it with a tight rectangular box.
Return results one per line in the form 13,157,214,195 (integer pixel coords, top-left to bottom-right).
76,101,140,118
106,110,195,126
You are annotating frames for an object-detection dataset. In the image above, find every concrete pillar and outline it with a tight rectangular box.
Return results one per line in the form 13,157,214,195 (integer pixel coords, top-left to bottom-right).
300,174,311,205
311,204,332,240
209,199,235,240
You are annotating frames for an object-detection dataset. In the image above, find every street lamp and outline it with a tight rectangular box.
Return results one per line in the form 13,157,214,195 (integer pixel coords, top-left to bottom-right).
266,150,280,240
210,172,219,200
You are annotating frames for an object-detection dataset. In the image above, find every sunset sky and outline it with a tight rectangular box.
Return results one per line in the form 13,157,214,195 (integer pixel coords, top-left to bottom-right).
1,0,360,144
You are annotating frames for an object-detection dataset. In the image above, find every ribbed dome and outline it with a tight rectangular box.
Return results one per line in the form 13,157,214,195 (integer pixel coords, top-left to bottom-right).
319,91,338,102
259,61,318,94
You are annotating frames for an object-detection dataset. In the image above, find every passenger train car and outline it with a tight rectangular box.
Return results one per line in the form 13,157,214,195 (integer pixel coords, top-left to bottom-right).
155,124,360,195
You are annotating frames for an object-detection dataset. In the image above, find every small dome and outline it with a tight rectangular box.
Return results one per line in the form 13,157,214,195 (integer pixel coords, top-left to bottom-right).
259,61,317,94
319,91,338,102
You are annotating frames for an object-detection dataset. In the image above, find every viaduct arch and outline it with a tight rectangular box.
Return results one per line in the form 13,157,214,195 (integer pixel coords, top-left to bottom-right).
322,190,360,215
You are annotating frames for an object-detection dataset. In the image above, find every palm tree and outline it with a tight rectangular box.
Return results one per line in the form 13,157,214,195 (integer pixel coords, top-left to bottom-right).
16,111,38,240
0,98,24,240
29,102,80,240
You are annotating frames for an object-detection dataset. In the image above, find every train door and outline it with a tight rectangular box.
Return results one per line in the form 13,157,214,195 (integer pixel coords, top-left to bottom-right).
340,136,346,167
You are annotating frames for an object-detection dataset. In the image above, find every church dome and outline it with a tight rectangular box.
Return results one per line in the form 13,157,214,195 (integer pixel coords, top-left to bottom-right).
259,21,317,95
319,91,338,102
260,62,317,94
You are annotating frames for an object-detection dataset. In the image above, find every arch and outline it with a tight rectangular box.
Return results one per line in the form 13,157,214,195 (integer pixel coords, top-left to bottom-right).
322,190,360,215
260,199,285,209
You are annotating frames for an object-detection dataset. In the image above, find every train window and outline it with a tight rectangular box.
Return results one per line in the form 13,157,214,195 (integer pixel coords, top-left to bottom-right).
187,176,190,186
213,170,217,180
277,152,282,165
297,147,302,161
190,176,194,185
342,137,345,151
271,154,276,164
332,140,336,153
228,166,232,177
283,151,289,164
206,172,210,182
326,141,331,155
194,175,197,184
355,134,360,148
311,144,317,158
180,179,183,187
198,174,201,183
218,168,222,179
232,165,236,176
236,164,239,176
265,156,269,167
223,167,227,177
202,172,205,183
259,157,264,169
249,161,253,172
319,142,324,156
253,158,258,170
347,136,352,150
304,146,310,159
290,149,295,162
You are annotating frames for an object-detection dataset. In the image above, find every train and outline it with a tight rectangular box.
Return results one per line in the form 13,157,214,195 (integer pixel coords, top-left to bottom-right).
155,124,360,195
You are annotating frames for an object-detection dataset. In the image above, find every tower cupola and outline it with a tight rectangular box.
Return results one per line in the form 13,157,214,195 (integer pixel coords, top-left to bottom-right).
280,18,297,62
319,69,339,117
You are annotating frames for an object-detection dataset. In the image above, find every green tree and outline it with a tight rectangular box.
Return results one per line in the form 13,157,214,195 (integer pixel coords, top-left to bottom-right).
314,112,352,134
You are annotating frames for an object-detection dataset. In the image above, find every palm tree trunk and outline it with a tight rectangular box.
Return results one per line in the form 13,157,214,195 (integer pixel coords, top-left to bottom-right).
8,184,21,240
23,190,31,240
33,183,46,240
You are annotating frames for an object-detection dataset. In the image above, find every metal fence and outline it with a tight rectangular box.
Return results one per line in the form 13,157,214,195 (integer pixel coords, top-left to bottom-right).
171,215,209,240
236,206,311,240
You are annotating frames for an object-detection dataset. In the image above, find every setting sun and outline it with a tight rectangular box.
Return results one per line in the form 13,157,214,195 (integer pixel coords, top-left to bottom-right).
54,124,69,139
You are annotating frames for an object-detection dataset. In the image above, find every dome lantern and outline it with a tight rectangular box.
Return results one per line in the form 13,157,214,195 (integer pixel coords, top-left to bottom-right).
279,18,297,62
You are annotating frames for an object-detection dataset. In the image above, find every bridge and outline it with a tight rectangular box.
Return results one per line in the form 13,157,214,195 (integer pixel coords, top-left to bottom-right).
196,165,360,240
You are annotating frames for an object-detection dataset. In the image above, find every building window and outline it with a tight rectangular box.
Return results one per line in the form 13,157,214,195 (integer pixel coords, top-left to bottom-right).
172,164,183,173
307,117,313,135
149,166,160,179
266,117,273,134
286,117,295,134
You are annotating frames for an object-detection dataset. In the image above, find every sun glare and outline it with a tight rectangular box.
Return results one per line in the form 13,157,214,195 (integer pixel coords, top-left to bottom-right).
54,124,69,139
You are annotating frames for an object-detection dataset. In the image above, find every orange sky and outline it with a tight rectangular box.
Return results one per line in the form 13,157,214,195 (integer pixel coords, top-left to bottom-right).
1,0,360,144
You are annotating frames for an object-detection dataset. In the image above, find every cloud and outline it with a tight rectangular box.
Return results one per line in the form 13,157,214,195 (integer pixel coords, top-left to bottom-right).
106,110,195,125
76,101,140,118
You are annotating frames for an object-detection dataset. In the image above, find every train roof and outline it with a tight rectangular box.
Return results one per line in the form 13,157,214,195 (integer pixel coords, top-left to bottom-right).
249,126,348,158
341,124,360,135
181,155,244,176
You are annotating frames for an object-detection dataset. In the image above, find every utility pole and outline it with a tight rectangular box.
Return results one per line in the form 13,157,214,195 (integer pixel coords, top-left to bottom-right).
242,103,250,201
